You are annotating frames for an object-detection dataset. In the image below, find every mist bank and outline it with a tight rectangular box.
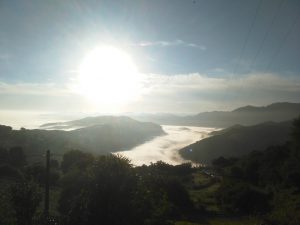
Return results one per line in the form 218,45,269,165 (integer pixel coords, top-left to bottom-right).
117,125,218,166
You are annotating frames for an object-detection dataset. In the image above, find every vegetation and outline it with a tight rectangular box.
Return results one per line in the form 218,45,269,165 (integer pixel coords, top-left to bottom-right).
180,120,291,164
0,115,299,224
211,115,300,225
0,147,195,225
0,116,165,157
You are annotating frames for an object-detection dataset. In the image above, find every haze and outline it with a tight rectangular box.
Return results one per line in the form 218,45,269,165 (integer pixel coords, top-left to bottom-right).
116,125,217,165
1,0,300,127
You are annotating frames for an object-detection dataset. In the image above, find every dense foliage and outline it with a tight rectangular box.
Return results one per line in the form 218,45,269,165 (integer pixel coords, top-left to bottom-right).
180,121,292,164
214,115,300,224
0,147,195,225
1,115,299,225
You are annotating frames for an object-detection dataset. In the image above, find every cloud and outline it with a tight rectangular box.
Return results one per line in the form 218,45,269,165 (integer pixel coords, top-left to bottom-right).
140,73,300,94
0,82,72,96
136,39,206,50
0,72,299,115
126,72,300,113
0,81,93,112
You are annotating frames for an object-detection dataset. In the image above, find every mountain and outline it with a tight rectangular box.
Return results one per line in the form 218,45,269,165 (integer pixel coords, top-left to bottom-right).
0,116,165,156
128,113,183,127
179,120,292,164
132,102,300,127
40,115,144,130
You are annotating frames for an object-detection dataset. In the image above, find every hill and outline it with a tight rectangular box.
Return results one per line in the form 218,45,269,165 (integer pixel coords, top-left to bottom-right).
0,116,165,156
179,120,292,164
40,115,143,130
132,102,300,127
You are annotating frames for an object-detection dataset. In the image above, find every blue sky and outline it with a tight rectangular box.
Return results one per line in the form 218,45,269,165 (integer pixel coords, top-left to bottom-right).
0,0,300,125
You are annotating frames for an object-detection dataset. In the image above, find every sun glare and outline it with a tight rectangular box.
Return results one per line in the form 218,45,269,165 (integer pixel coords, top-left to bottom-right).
77,46,141,105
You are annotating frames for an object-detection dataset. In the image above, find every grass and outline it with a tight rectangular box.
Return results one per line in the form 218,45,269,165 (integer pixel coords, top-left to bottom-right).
181,170,263,225
188,171,221,213
176,217,261,225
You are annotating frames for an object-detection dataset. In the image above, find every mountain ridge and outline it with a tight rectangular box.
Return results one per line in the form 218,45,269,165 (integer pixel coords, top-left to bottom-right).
132,102,300,127
179,120,292,164
0,116,165,157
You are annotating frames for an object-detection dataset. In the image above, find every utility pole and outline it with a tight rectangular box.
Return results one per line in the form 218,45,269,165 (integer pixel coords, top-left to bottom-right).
45,150,50,224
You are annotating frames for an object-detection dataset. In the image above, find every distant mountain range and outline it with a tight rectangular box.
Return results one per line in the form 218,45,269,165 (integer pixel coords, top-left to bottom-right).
0,116,165,156
40,115,155,130
179,120,292,164
132,102,300,127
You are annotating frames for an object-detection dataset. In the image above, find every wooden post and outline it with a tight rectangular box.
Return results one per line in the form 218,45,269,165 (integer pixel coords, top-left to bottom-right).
45,150,50,224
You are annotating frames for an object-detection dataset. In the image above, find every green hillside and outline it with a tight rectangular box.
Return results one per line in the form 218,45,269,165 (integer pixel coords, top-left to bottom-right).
0,116,165,156
179,121,292,164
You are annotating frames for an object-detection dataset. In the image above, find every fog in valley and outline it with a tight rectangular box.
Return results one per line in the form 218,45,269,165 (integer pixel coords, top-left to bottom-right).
117,125,218,165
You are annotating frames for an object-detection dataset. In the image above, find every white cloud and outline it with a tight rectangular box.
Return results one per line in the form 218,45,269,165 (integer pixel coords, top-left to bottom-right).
0,82,70,96
136,39,206,50
126,72,300,113
0,81,95,113
0,72,299,115
138,72,300,96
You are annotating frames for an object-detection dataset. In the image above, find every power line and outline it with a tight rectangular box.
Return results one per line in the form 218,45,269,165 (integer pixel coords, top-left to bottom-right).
229,0,263,105
265,12,299,73
233,0,263,76
248,0,286,73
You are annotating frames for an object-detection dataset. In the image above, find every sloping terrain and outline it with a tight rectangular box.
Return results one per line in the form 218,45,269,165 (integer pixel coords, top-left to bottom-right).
179,121,292,164
133,102,300,127
0,116,165,155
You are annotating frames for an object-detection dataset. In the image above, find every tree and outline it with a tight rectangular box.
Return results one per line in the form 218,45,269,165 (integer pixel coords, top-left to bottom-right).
59,153,177,225
0,147,8,164
291,115,300,157
217,181,271,215
8,147,26,168
61,150,94,173
10,181,42,225
59,154,140,225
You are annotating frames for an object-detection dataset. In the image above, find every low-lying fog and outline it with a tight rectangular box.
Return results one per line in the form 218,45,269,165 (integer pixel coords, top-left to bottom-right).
116,125,218,166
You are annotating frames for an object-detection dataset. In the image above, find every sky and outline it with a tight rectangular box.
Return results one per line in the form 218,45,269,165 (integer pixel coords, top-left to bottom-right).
0,0,300,126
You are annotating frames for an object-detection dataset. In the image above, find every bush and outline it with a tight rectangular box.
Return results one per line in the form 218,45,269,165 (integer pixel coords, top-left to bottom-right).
217,181,271,215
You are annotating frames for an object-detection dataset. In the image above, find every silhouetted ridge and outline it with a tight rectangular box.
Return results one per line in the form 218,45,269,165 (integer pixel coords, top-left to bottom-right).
132,102,300,127
179,120,292,164
0,116,165,157
233,102,300,112
40,116,141,129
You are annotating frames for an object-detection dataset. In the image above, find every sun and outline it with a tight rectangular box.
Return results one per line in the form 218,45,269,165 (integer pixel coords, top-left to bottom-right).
77,46,141,105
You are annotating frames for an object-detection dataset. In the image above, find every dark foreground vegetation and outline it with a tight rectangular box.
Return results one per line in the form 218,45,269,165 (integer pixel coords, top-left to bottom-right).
0,115,299,225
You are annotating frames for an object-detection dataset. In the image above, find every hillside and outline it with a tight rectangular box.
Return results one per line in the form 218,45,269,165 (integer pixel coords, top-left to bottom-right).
0,116,165,156
132,102,300,127
40,115,143,130
179,120,292,164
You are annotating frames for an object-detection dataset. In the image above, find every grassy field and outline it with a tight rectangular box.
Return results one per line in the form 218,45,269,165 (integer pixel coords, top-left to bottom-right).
188,170,221,213
179,170,262,225
175,217,261,225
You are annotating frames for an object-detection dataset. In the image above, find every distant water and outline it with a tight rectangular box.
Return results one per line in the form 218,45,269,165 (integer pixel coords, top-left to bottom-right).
116,125,218,166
